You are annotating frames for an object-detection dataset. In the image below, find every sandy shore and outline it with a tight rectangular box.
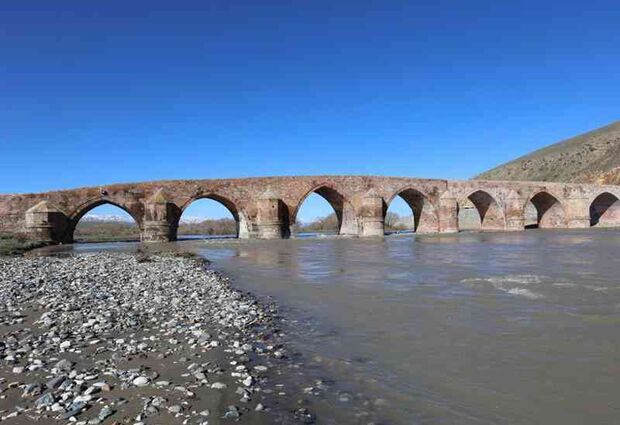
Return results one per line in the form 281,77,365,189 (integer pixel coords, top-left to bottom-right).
0,253,315,424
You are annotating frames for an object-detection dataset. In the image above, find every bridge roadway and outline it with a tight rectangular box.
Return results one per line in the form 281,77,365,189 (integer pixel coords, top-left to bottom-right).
1,175,619,243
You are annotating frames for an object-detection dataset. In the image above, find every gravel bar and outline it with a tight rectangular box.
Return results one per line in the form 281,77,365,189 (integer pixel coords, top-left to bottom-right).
0,253,314,424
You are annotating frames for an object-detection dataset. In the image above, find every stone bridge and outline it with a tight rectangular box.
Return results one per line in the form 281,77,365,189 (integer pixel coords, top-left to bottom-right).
1,176,619,243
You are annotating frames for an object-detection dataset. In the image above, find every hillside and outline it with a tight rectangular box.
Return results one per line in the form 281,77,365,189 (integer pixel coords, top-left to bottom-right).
476,121,620,185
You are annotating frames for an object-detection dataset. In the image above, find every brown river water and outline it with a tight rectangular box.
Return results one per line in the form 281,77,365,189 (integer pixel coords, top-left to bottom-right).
37,229,620,424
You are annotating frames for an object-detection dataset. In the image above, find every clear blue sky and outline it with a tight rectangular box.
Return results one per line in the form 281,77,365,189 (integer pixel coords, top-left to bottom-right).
2,1,619,220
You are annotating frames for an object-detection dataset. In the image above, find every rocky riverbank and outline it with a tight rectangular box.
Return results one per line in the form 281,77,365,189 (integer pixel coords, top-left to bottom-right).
0,253,315,424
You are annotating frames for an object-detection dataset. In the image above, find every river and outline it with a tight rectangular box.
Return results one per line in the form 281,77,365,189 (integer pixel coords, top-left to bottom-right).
37,229,620,424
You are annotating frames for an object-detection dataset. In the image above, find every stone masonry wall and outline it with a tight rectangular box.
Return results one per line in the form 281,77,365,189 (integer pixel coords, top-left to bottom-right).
0,176,618,243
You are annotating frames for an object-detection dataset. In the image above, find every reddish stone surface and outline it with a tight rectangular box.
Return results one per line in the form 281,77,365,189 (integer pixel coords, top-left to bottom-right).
1,175,618,243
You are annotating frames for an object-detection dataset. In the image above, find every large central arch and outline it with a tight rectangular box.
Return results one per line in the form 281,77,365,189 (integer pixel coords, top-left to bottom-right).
384,188,439,233
457,190,505,231
590,192,620,227
289,185,356,237
524,191,566,229
176,194,249,239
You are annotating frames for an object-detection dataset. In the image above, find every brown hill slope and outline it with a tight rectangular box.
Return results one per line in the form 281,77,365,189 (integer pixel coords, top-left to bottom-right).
476,120,620,185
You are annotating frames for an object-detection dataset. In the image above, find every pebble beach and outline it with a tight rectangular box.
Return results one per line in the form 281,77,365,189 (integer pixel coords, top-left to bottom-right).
0,253,316,424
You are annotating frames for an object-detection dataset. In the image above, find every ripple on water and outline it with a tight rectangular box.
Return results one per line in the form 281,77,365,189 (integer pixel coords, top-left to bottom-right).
505,287,544,299
461,274,612,300
461,274,546,299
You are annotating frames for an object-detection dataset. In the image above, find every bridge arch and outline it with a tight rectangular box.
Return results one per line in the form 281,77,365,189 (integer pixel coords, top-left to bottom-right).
176,193,250,238
589,192,620,227
385,187,439,233
67,198,142,243
290,184,356,236
457,190,505,231
524,190,567,229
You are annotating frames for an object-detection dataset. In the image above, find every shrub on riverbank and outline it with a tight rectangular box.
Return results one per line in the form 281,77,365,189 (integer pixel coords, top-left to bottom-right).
177,218,237,236
74,221,141,242
0,233,46,256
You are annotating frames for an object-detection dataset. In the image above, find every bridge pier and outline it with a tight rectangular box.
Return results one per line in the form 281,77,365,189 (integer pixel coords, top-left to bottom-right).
438,195,458,233
339,204,360,236
142,190,177,242
505,195,526,231
256,191,286,239
142,221,174,242
238,216,252,239
24,201,69,244
360,190,384,237
565,198,590,228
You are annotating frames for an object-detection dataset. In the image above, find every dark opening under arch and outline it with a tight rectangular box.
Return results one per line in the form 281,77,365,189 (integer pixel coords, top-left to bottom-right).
457,190,505,231
384,188,438,234
590,192,620,227
525,192,566,229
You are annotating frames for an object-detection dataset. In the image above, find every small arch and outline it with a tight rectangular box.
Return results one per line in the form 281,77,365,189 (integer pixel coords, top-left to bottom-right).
590,192,620,227
384,196,415,234
291,185,352,237
457,190,505,232
69,199,141,243
177,194,249,239
384,188,439,234
293,193,340,236
524,191,566,229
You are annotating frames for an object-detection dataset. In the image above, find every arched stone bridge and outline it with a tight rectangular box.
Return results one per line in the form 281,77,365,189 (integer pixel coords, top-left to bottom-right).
1,176,619,243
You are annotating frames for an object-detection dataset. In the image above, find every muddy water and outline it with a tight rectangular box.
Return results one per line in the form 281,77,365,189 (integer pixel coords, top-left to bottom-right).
38,230,620,424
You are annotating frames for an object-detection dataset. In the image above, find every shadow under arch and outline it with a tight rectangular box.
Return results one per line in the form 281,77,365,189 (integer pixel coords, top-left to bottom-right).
176,193,250,239
384,187,439,233
590,192,620,227
524,191,567,229
457,190,505,231
67,198,142,243
290,184,356,237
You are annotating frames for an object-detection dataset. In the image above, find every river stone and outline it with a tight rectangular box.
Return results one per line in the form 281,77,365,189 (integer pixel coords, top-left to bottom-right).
132,376,149,387
61,401,86,419
54,359,73,372
97,406,114,421
168,405,182,413
34,393,55,409
46,375,67,389
211,382,227,389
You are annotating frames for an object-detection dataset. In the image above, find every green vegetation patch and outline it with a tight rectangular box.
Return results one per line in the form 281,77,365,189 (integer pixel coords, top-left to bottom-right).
0,233,47,256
